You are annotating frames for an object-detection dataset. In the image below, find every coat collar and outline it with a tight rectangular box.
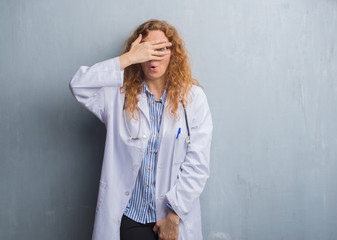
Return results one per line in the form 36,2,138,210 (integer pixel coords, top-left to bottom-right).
137,81,169,131
137,95,182,140
137,91,150,128
137,92,176,138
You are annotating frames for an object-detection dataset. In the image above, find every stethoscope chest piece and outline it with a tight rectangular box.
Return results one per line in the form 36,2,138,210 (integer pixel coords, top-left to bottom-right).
186,136,191,145
123,97,191,145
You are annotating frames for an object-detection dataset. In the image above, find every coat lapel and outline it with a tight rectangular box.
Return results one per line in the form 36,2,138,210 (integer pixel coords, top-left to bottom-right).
137,88,182,139
160,104,179,139
137,92,150,128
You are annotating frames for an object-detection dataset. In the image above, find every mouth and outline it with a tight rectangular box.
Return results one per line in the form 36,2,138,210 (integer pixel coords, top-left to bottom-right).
149,65,157,70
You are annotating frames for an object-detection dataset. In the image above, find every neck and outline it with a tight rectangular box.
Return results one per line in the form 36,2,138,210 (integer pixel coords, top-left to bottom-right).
144,78,166,100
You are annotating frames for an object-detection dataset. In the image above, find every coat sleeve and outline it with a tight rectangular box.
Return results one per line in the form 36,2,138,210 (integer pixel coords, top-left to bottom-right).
165,87,213,222
69,56,123,124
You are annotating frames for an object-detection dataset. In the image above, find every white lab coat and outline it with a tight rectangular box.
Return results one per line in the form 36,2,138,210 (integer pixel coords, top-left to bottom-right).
69,56,213,240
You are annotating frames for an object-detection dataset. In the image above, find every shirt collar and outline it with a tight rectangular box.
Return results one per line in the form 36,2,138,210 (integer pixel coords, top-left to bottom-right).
142,81,167,103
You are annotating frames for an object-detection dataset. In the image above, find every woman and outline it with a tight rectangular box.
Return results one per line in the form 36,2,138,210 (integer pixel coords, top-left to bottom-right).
69,19,212,240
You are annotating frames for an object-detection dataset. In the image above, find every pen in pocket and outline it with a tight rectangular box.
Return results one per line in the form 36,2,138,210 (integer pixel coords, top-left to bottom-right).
176,128,181,139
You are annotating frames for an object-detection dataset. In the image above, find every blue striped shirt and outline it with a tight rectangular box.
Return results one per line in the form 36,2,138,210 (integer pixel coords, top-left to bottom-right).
123,82,167,224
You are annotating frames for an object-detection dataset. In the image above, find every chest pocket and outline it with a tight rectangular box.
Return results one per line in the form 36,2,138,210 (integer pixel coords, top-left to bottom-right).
172,132,188,164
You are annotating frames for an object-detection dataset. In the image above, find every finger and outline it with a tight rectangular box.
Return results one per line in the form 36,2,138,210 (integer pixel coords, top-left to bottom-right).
150,55,169,61
131,34,142,46
152,42,172,50
151,49,171,56
149,38,169,45
153,224,159,234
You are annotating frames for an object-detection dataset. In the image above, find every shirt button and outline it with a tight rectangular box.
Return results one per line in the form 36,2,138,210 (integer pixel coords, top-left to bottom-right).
146,201,149,204
148,168,151,170
143,135,147,139
125,191,129,196
133,165,138,170
152,101,154,104
147,185,149,188
153,134,155,138
153,118,155,122
150,151,152,154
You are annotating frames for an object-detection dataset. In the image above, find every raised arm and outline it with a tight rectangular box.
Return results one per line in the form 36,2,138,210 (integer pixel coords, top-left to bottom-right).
69,35,172,123
69,57,123,124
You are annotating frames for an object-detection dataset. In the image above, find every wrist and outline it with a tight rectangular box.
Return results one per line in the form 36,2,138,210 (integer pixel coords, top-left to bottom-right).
119,52,132,70
168,210,180,224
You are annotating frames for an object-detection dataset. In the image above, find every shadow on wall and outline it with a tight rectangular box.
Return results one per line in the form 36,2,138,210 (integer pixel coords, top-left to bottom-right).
37,91,107,239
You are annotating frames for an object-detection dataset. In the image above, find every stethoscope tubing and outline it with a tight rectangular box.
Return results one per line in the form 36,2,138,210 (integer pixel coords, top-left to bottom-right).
123,97,191,144
180,100,191,145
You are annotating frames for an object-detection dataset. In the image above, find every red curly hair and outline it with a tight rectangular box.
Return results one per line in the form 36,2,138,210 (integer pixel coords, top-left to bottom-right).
121,19,200,120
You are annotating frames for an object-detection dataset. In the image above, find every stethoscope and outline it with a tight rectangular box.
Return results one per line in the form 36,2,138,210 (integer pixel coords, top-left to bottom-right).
123,98,191,145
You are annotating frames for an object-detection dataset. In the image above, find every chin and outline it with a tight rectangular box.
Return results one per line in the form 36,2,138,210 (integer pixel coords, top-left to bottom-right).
145,73,165,81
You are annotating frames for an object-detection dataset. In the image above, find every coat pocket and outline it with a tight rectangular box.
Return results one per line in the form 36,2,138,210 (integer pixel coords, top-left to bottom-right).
96,180,108,213
173,133,188,164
